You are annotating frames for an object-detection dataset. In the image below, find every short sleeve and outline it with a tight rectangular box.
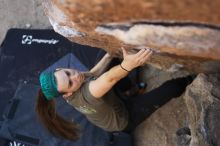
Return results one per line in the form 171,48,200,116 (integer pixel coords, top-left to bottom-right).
81,82,104,106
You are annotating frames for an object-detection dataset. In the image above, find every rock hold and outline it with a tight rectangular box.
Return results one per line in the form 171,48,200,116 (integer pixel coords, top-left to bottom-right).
42,0,220,73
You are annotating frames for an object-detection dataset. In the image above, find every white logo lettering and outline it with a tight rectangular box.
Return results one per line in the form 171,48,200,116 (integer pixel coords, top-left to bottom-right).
22,35,32,44
9,141,25,146
22,35,59,45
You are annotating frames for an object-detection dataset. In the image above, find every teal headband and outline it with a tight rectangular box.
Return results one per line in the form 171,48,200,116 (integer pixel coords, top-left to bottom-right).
39,71,60,100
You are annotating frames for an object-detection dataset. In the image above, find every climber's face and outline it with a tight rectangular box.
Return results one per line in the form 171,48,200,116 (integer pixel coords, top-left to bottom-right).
54,68,85,97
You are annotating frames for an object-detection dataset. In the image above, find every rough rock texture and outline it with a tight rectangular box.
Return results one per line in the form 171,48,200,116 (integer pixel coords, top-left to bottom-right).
42,0,220,73
134,96,189,146
184,73,220,146
135,74,220,146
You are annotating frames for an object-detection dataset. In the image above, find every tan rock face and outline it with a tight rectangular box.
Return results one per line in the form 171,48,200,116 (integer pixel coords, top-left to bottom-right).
42,0,220,73
134,74,220,146
134,96,188,146
184,74,220,146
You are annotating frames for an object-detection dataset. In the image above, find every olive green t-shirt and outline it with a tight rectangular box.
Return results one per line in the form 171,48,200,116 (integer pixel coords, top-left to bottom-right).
66,80,128,131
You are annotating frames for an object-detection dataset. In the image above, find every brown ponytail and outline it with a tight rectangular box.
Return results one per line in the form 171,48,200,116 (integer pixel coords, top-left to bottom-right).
36,89,80,140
